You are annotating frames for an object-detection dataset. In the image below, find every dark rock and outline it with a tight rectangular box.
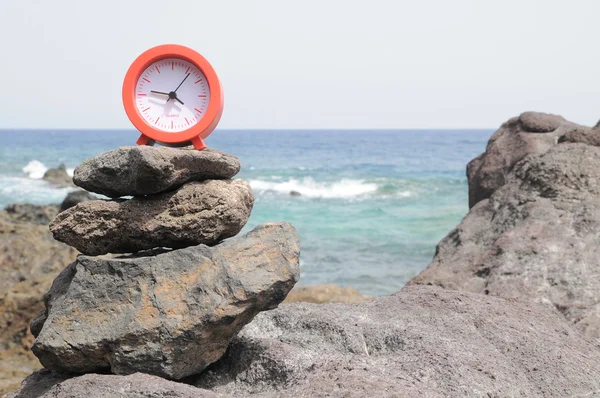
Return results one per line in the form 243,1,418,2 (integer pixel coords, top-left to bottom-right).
467,112,587,208
0,208,78,395
42,164,72,187
50,179,254,255
289,190,301,196
31,223,300,380
190,285,600,397
410,144,600,339
59,190,95,212
4,204,58,225
73,146,241,198
7,369,219,398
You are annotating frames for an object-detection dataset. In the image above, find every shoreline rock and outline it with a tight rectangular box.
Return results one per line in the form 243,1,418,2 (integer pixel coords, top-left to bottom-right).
42,164,73,187
284,284,372,304
50,179,254,255
73,146,241,198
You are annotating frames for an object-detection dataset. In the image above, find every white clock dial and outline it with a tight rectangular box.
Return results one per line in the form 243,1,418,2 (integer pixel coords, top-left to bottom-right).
134,58,210,133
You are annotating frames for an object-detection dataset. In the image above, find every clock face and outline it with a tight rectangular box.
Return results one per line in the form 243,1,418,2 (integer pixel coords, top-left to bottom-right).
135,58,210,133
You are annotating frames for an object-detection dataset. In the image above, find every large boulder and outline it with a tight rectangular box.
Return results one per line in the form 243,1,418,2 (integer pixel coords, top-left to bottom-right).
50,179,254,255
189,285,600,397
0,207,78,396
409,143,600,339
467,111,587,208
42,164,73,187
7,370,219,398
31,223,300,380
73,146,241,197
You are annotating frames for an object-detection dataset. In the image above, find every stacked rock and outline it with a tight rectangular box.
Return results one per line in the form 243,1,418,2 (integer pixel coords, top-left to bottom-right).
30,146,300,380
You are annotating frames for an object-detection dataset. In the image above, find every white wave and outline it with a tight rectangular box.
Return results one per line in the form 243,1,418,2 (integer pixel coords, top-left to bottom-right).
0,177,75,206
21,160,74,179
22,160,48,179
249,177,378,199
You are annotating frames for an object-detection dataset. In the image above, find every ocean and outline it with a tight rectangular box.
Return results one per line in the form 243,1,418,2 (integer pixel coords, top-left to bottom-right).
0,129,490,296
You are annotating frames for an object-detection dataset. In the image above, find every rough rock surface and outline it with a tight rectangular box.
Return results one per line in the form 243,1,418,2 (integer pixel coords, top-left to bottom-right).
0,206,78,395
189,285,600,397
73,146,241,197
42,164,72,187
50,179,254,255
284,284,372,304
559,125,600,146
31,223,300,380
59,190,95,212
410,143,600,340
467,111,587,208
7,370,219,398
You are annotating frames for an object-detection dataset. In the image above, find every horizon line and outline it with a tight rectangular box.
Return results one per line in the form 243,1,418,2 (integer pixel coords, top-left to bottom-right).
0,127,496,132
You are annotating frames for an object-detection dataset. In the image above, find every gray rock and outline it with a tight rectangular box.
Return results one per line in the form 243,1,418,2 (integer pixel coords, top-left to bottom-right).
59,190,95,212
189,285,600,397
467,112,587,208
31,222,300,380
519,111,564,132
42,164,73,187
410,143,600,340
73,146,241,197
50,179,254,255
7,369,220,398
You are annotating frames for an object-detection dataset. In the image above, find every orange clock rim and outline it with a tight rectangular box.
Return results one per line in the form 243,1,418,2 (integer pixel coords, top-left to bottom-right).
122,44,223,144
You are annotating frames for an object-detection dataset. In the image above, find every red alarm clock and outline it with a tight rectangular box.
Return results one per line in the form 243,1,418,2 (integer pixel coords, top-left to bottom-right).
122,44,224,150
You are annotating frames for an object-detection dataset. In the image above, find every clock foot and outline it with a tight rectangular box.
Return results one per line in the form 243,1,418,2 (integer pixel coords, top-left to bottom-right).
191,137,207,150
136,135,156,147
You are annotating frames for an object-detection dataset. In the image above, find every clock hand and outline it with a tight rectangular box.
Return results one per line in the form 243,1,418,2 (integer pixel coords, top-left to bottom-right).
173,73,190,93
150,90,184,105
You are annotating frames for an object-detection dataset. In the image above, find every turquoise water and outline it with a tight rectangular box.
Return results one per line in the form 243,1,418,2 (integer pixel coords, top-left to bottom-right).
0,129,489,296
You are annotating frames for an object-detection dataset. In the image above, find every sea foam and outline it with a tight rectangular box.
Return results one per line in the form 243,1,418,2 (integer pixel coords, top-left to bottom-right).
249,177,378,199
22,160,74,179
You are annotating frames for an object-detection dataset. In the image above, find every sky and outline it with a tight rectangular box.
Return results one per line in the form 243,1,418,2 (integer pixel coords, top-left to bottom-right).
1,0,599,129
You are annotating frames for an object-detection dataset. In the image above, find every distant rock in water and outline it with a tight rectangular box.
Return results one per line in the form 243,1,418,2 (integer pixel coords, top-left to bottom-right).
50,180,254,255
59,190,95,212
73,146,241,198
31,223,299,380
289,190,301,196
42,164,73,187
467,111,588,208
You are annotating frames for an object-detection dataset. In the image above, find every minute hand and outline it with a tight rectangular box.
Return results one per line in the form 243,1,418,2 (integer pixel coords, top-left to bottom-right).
173,73,190,92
